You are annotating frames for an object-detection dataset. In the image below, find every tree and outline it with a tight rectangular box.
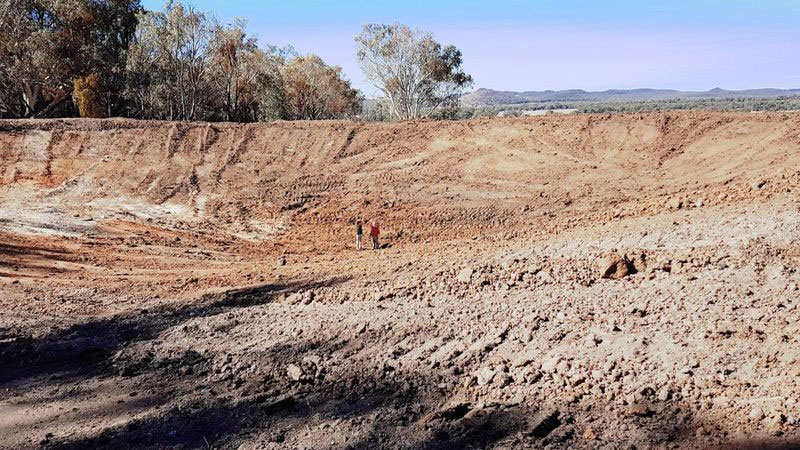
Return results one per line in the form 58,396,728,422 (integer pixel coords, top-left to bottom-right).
125,3,298,122
1,0,363,122
73,73,104,118
281,54,362,120
355,23,472,120
124,0,211,120
207,20,287,122
82,0,143,116
0,0,81,117
0,0,141,118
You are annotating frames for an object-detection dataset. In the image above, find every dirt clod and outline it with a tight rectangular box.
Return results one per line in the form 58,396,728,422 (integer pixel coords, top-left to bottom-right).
599,253,634,279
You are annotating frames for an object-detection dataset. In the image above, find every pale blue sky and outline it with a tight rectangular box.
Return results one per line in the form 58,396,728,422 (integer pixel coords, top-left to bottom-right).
141,0,800,95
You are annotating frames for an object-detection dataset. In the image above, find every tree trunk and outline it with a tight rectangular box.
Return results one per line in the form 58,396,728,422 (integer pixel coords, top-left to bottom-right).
21,82,41,117
34,92,69,118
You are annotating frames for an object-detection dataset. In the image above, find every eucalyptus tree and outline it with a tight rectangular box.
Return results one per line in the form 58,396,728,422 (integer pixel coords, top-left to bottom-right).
281,54,362,120
0,0,141,118
355,23,472,120
125,0,212,120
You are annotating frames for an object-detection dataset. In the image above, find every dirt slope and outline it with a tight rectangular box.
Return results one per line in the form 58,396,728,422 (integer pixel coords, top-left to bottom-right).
1,111,800,449
2,112,799,246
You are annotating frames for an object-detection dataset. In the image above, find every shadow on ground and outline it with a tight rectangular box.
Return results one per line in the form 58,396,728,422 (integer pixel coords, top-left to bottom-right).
37,337,535,450
0,277,349,386
3,275,800,449
0,274,534,449
0,241,77,277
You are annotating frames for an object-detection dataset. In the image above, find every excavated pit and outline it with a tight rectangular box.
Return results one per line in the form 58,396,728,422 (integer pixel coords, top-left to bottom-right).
1,111,800,449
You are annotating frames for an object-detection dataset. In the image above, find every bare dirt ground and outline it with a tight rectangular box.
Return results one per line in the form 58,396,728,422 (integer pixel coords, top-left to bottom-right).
1,111,800,449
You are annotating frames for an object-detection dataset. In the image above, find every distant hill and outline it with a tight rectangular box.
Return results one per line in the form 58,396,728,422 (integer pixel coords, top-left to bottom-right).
461,87,800,106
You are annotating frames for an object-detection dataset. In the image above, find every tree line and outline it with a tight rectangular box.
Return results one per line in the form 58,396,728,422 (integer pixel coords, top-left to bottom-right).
0,0,472,121
448,96,800,119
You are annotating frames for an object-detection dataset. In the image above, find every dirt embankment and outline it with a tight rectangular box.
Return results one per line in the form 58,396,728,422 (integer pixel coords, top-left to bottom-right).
2,111,799,247
1,111,800,449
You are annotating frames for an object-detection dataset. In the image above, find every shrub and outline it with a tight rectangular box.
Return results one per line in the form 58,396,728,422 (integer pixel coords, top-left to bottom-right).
73,74,104,118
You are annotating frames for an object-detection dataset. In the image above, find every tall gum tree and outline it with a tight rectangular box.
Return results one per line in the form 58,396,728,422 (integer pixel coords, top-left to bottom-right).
0,0,141,118
355,23,472,120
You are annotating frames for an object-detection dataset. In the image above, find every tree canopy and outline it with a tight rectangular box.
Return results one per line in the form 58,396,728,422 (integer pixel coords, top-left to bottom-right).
2,7,470,122
0,0,142,118
1,0,363,121
355,23,472,120
282,55,362,120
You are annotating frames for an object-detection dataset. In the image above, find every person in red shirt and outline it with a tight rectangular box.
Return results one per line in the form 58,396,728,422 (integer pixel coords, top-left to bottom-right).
369,220,380,250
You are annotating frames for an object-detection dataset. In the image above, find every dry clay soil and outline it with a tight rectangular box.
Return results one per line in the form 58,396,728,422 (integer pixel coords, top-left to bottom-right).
1,111,800,449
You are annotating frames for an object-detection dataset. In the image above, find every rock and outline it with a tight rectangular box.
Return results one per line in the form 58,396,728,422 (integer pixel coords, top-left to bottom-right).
525,369,542,384
668,198,683,210
527,265,542,275
537,271,555,284
286,364,304,381
278,255,287,266
695,198,704,208
749,407,765,420
767,413,786,430
626,403,654,417
456,267,473,283
584,333,601,347
583,426,597,441
541,356,561,373
752,180,766,190
599,253,634,279
512,352,537,368
286,293,303,304
630,252,648,273
527,409,561,438
476,367,496,386
422,402,472,424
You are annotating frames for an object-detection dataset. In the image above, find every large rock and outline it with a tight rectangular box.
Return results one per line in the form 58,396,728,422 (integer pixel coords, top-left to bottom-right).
541,355,561,373
627,403,654,417
286,364,304,381
476,367,496,386
527,409,561,438
455,267,474,283
599,253,634,279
